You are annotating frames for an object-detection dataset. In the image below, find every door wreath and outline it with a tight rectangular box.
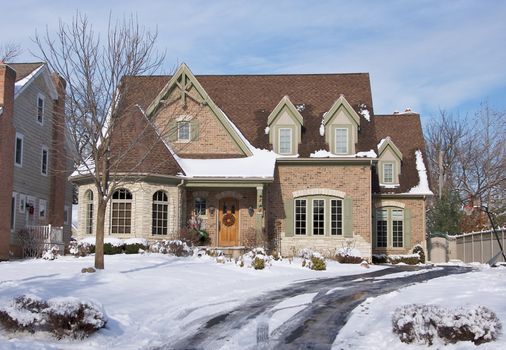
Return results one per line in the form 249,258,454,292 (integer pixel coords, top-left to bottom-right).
222,213,235,227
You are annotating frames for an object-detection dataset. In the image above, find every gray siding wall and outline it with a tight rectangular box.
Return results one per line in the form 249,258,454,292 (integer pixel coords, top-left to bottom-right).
11,71,73,241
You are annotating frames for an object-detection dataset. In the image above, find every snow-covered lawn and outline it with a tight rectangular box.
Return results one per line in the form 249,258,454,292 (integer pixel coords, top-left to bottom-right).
334,265,506,349
0,253,382,349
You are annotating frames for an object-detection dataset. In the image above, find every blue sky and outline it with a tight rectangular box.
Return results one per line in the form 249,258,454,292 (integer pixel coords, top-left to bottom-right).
2,0,505,125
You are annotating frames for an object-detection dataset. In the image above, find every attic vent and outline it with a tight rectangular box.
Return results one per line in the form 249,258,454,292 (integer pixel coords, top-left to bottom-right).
393,110,399,115
404,107,412,112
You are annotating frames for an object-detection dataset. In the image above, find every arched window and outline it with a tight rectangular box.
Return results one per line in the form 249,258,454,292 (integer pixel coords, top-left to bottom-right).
85,190,93,235
152,191,168,235
111,189,132,234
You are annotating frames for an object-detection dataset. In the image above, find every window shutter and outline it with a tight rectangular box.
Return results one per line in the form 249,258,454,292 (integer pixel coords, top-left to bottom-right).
284,198,294,237
167,120,178,142
191,119,200,141
343,197,353,238
404,208,412,248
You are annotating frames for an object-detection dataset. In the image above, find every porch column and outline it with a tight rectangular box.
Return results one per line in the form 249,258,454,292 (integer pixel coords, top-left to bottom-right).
256,185,264,245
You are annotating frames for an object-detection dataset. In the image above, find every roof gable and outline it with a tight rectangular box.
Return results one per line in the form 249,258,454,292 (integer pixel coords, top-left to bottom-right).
267,95,304,126
9,63,58,100
322,94,360,126
145,63,252,156
378,136,403,160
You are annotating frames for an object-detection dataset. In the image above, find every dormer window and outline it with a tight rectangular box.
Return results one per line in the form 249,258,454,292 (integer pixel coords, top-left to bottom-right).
266,96,303,156
177,121,190,142
37,95,44,125
279,128,292,154
377,137,402,186
322,95,360,156
335,128,349,154
383,163,394,183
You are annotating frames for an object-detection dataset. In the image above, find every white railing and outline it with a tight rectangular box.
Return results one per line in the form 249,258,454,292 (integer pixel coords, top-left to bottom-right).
26,225,64,245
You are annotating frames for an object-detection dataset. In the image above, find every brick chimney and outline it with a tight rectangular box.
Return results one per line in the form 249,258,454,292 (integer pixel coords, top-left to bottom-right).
49,73,67,231
0,64,16,260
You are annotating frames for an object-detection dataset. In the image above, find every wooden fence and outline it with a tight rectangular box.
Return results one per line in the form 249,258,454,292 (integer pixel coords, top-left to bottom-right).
429,228,506,264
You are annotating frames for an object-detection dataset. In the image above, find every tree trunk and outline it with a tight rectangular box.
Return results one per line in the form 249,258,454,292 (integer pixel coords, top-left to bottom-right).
95,198,107,269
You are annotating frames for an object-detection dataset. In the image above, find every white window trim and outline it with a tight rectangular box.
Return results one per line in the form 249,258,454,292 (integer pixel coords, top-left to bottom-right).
19,194,26,214
294,198,307,235
37,94,45,126
335,127,349,154
312,198,326,235
177,121,191,143
15,132,24,167
278,128,292,155
41,145,49,176
39,199,47,219
383,162,394,184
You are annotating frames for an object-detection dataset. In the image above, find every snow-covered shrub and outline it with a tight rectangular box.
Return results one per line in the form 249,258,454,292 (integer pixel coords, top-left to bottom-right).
335,247,362,264
373,253,420,265
103,238,125,255
42,245,60,260
241,247,272,270
0,295,107,339
299,249,326,270
412,245,425,263
124,238,149,254
392,304,502,346
69,238,95,257
149,240,193,257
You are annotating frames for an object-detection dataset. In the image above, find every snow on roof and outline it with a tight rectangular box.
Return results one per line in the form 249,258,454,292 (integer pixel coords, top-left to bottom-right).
310,149,377,158
176,149,278,178
14,65,44,97
71,157,95,177
359,104,371,122
405,150,433,195
377,137,390,150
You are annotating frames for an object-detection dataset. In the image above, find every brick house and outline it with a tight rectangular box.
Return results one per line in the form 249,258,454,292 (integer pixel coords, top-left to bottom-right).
0,62,73,260
72,63,432,259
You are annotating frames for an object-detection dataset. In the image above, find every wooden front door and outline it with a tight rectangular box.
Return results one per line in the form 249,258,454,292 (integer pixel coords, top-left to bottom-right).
219,198,239,246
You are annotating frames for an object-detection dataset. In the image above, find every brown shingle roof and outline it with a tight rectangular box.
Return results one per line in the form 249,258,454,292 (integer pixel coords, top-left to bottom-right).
119,74,430,193
374,114,429,193
8,62,44,81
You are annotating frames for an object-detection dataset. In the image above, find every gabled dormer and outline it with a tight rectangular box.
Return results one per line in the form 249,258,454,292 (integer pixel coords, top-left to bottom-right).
266,96,303,156
377,137,403,186
321,95,360,155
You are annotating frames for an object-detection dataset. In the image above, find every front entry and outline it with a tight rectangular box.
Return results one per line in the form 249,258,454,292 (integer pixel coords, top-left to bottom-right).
218,198,239,246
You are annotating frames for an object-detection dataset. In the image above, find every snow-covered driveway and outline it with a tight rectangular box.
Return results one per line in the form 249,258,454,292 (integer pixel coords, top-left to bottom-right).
168,265,470,349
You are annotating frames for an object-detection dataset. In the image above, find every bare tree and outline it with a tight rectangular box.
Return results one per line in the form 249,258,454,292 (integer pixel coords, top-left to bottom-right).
0,42,22,62
34,12,166,269
426,103,506,232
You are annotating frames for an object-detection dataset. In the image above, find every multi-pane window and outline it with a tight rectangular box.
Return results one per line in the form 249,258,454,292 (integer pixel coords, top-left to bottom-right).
41,147,48,175
331,199,343,235
335,128,348,154
152,191,168,235
15,133,23,166
376,209,388,247
37,96,44,124
383,163,394,183
392,209,404,247
295,199,307,235
279,128,292,154
312,199,325,235
195,197,206,216
111,189,132,234
376,208,404,248
85,190,93,234
39,199,47,219
177,121,190,141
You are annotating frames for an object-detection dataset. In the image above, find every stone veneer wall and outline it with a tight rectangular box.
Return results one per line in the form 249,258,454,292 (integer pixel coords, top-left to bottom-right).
76,181,180,240
268,163,372,259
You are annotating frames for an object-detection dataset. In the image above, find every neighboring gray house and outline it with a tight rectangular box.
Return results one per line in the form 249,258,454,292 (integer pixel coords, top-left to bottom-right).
1,62,73,257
